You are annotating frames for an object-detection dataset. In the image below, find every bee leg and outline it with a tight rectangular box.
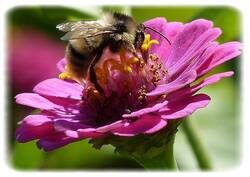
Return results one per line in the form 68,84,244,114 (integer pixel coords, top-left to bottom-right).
125,43,138,57
89,49,104,94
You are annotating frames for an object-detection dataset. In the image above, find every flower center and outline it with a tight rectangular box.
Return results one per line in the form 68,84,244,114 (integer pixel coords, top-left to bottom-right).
59,33,167,125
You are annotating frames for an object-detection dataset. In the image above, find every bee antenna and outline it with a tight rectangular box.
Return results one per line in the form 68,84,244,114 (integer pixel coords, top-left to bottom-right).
145,26,172,45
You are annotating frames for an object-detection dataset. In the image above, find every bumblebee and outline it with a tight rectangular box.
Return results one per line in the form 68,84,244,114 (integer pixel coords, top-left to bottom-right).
57,12,171,93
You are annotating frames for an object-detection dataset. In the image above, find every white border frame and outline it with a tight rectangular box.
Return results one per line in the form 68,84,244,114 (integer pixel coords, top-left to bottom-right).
1,0,248,177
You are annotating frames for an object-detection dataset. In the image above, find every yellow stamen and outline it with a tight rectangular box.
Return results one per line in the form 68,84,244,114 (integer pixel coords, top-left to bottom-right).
128,57,139,64
105,51,140,74
94,42,147,85
141,44,149,52
141,34,159,52
124,66,133,73
148,39,159,47
144,34,151,44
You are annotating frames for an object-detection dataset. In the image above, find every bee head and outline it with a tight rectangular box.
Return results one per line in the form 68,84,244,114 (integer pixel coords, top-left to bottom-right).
134,24,146,49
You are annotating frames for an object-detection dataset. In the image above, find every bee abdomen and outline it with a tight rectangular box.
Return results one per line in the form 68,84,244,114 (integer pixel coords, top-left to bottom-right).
66,44,93,78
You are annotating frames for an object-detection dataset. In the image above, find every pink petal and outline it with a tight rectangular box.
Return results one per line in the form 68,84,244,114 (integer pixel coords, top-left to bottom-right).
15,93,81,116
21,114,52,126
167,71,234,101
33,78,83,100
144,17,167,37
167,28,221,76
53,119,90,132
95,120,124,133
144,18,183,58
147,70,197,96
122,101,168,118
16,115,54,142
111,115,167,136
180,42,219,74
37,133,79,151
65,129,104,138
15,93,62,110
154,22,184,63
160,94,210,119
198,42,241,76
164,19,215,71
37,129,104,151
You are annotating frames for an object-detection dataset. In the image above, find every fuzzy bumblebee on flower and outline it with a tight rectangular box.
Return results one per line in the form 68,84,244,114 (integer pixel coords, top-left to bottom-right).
15,12,241,169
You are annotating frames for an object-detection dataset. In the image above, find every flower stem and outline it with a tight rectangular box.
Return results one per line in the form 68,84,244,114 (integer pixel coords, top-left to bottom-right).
131,134,178,170
182,117,212,170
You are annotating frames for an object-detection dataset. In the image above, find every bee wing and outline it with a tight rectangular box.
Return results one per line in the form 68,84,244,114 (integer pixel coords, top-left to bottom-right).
56,21,96,32
57,21,116,41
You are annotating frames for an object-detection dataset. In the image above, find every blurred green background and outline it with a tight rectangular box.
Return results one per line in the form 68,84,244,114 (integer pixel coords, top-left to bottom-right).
7,6,241,170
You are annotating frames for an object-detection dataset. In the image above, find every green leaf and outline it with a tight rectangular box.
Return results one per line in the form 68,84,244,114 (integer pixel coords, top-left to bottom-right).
7,6,96,38
38,140,141,169
102,6,131,15
175,79,240,170
190,7,241,43
131,6,204,23
11,141,45,169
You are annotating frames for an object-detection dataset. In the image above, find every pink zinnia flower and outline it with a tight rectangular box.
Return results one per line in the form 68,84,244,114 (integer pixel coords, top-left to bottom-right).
9,28,65,92
15,18,241,151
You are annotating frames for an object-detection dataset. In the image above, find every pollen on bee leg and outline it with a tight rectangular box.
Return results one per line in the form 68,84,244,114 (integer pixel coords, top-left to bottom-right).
58,64,75,80
58,72,73,80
